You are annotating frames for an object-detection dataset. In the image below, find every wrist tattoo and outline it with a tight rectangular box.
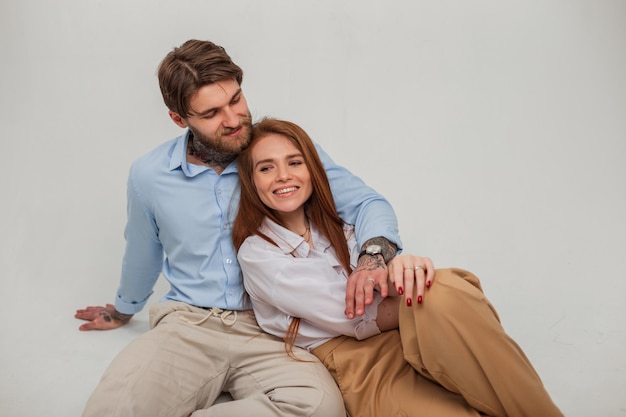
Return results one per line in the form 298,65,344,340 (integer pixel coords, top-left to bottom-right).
361,237,397,264
356,253,386,271
111,309,134,323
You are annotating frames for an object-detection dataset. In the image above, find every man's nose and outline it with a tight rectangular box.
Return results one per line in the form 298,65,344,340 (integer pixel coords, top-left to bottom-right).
222,106,239,127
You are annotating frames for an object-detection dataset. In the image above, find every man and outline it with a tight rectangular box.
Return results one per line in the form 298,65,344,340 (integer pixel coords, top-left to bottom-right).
75,39,402,417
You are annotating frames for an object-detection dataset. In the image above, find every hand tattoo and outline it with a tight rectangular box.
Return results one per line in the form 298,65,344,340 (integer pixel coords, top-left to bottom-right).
99,310,113,323
99,307,133,323
356,253,387,272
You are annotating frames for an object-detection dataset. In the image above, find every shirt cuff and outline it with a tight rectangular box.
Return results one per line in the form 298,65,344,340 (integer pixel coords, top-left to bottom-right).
114,292,152,315
353,294,383,340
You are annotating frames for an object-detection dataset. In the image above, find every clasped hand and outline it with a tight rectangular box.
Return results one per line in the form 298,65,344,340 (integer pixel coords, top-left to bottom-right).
344,254,434,318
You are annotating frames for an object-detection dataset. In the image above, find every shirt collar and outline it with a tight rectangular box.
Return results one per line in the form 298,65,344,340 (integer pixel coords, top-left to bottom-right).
168,130,238,177
259,217,332,258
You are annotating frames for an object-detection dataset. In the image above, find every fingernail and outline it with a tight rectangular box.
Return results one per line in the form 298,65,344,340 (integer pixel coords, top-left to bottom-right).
426,281,431,288
418,295,423,304
398,286,404,295
406,298,412,307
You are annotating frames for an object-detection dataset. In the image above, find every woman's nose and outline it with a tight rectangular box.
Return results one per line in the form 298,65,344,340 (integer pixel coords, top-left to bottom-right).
275,165,291,181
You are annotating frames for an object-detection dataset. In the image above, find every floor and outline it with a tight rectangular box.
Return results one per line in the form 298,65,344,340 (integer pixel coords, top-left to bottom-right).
2,1,626,416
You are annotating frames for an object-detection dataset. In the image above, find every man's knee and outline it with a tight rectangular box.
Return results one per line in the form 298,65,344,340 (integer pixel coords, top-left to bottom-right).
273,364,346,417
309,388,346,417
269,380,345,417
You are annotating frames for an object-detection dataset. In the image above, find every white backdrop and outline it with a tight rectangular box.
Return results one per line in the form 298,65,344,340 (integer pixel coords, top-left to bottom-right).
1,1,625,416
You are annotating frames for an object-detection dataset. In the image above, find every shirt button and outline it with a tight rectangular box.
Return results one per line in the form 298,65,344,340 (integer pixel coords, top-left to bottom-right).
225,258,232,264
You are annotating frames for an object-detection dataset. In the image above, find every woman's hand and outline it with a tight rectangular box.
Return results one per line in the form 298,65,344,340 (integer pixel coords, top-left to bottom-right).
387,255,435,306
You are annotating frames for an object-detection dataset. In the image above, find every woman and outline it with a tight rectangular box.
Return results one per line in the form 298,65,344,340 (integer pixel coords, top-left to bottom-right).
232,118,563,417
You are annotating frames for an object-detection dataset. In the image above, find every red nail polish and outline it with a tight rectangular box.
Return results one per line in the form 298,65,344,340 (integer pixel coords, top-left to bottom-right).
398,287,404,295
426,281,431,288
418,295,423,304
406,298,412,307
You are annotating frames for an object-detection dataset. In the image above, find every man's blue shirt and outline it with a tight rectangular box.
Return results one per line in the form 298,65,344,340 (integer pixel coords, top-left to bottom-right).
115,130,401,313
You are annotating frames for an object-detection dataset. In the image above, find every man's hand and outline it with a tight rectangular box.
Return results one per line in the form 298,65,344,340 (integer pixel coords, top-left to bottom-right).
75,304,133,331
345,254,389,319
345,237,398,318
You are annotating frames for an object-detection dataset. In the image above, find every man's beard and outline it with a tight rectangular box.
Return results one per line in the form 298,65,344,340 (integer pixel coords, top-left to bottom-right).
188,114,252,169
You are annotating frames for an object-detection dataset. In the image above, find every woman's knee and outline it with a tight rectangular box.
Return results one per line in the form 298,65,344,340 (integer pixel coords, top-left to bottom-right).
435,268,483,292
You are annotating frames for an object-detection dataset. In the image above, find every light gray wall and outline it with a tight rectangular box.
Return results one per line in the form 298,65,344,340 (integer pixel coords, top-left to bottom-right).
1,0,625,415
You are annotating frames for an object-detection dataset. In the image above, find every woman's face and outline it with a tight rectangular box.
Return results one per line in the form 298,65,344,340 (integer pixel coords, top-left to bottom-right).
251,134,312,218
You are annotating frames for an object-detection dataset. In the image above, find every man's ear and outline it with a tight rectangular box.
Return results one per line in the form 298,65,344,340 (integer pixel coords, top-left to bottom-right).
169,111,188,128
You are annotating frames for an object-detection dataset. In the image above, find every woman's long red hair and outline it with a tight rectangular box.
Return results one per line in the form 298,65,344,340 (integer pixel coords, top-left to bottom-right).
232,118,352,358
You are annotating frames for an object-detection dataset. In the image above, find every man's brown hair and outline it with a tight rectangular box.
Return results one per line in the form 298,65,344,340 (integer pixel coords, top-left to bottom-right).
157,39,243,118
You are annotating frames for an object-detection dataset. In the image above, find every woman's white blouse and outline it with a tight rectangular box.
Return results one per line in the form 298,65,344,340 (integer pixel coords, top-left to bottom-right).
237,218,383,350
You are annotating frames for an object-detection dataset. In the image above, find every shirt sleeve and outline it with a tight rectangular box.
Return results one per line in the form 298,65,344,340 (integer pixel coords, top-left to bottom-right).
315,142,403,251
238,238,381,341
114,164,164,314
